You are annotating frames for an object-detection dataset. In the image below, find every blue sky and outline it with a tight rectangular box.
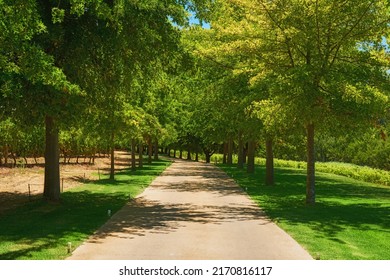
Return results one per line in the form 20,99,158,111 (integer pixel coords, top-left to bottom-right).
189,14,210,29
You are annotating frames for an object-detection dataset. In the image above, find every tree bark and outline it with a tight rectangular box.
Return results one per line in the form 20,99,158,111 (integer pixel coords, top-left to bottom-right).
237,131,244,169
203,147,214,163
131,139,136,171
227,137,233,165
195,151,199,162
265,138,274,186
147,136,152,164
43,115,61,202
11,151,16,167
109,132,115,180
154,140,159,160
247,140,255,173
4,145,8,165
138,143,143,168
187,149,191,160
223,142,227,164
179,149,183,159
306,123,316,205
243,142,248,164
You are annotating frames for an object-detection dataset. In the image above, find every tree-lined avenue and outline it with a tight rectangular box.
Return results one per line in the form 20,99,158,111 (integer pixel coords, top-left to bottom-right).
68,159,312,260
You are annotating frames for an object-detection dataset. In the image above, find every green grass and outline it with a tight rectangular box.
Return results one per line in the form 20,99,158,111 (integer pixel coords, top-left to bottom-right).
258,158,390,186
219,164,390,260
0,160,171,260
204,153,390,186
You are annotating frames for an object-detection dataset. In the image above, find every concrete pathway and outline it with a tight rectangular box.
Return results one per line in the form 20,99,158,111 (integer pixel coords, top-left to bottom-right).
68,159,313,260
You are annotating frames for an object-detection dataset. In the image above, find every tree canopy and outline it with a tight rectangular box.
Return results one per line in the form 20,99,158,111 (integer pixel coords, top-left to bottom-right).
1,0,389,206
182,0,390,204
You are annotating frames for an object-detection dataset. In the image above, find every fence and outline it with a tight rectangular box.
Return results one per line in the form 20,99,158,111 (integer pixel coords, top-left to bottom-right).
25,171,96,201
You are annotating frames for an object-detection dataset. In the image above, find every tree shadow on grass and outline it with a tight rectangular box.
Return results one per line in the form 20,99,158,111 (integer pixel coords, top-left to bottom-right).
0,187,267,259
0,240,57,260
0,161,172,260
0,190,133,259
0,159,238,259
221,165,390,242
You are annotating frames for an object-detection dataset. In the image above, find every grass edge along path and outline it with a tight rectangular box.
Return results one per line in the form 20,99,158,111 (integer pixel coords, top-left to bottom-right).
219,164,390,260
0,159,171,260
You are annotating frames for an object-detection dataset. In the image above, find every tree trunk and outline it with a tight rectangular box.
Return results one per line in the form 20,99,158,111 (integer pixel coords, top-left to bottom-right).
147,137,152,164
237,131,244,169
131,139,136,171
265,138,274,186
195,151,199,162
247,140,255,173
154,141,159,160
179,150,183,159
11,152,16,167
205,153,211,163
187,149,191,160
109,132,115,180
227,137,233,165
223,142,227,164
43,115,61,202
4,145,9,165
306,123,316,205
138,143,143,168
243,142,248,164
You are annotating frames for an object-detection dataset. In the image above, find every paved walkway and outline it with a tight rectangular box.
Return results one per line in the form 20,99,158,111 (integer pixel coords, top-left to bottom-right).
68,159,313,260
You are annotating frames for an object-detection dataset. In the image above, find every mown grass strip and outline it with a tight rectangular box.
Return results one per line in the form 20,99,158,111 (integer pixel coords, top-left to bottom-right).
219,164,390,260
0,159,171,260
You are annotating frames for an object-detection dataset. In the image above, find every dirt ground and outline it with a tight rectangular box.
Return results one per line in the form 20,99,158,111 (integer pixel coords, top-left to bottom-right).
0,151,132,215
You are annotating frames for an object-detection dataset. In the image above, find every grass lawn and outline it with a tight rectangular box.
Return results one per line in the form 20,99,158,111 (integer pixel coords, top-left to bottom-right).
0,160,171,260
219,164,390,260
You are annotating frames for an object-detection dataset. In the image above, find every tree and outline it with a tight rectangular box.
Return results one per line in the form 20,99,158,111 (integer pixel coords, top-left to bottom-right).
182,27,257,166
1,0,82,201
1,0,214,201
205,0,390,204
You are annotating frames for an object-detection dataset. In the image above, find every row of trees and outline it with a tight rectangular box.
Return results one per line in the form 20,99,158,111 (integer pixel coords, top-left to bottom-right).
0,0,212,201
1,0,389,206
173,0,390,205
